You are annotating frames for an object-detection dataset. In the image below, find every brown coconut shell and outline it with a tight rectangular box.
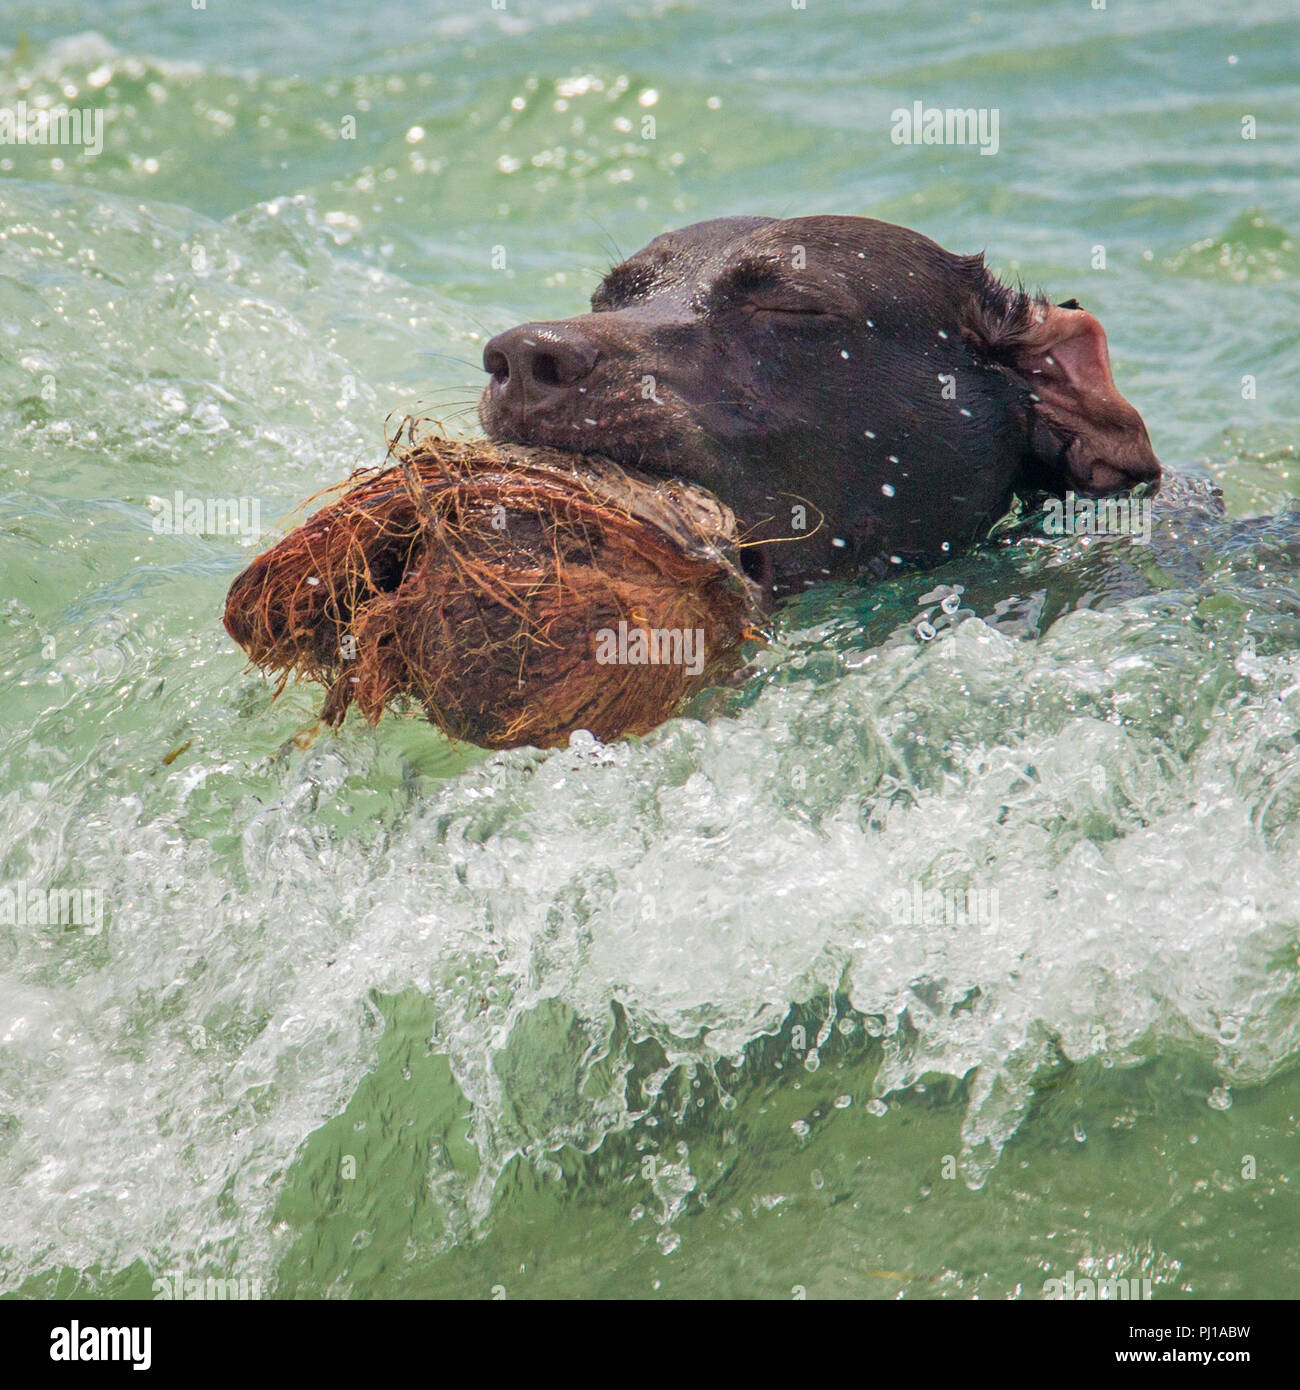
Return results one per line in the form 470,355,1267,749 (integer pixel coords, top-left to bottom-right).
222,434,765,749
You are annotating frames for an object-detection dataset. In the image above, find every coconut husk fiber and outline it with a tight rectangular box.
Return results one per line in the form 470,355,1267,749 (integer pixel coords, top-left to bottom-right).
222,432,766,750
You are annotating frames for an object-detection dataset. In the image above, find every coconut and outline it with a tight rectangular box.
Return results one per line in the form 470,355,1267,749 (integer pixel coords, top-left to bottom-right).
222,433,765,750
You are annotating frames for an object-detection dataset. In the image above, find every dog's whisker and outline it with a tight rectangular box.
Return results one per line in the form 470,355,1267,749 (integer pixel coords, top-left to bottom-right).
419,349,489,373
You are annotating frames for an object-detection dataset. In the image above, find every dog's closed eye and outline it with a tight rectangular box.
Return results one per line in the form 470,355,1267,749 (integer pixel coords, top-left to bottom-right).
742,291,836,318
706,261,839,320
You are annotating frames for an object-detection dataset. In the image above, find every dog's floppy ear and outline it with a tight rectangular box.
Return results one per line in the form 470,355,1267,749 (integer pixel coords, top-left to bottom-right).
965,286,1160,495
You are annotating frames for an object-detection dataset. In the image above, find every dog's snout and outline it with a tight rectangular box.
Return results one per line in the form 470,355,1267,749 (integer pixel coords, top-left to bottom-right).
483,323,599,392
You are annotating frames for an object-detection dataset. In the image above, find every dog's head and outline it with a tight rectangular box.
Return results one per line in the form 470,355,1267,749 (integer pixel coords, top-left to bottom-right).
480,215,1159,581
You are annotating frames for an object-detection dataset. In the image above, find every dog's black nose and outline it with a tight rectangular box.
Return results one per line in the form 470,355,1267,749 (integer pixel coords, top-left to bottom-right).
483,323,599,392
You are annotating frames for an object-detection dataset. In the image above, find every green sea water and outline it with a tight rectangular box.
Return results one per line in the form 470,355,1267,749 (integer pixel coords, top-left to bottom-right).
2,0,1299,1300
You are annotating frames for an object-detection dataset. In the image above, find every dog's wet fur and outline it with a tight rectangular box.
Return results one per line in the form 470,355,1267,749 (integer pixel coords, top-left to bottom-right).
480,215,1160,593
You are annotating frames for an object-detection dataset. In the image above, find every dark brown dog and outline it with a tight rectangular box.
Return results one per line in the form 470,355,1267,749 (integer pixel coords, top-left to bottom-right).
480,215,1160,590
